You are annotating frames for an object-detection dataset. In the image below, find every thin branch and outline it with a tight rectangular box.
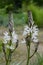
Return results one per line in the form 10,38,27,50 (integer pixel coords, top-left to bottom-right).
29,42,39,59
2,43,7,62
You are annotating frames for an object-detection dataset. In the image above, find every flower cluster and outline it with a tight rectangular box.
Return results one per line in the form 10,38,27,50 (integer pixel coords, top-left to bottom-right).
3,31,11,44
31,25,39,43
12,31,18,43
22,21,39,44
6,45,14,50
3,30,18,50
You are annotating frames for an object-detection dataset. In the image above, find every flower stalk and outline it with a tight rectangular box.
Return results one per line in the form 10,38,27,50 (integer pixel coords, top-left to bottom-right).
2,43,7,62
2,11,18,65
22,10,39,65
26,46,30,65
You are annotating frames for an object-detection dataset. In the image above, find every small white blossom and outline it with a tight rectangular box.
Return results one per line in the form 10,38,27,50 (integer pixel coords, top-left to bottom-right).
6,45,14,50
24,25,29,31
4,35,10,41
33,38,38,43
23,25,30,36
23,31,28,36
23,24,39,43
33,25,39,32
31,25,39,43
12,31,18,43
4,31,8,36
3,31,11,44
32,32,38,38
12,31,15,36
31,34,38,43
32,35,37,40
3,40,7,44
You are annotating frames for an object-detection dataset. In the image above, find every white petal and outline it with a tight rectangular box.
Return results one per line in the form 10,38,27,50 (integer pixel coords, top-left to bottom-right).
32,32,38,36
12,31,18,44
9,46,14,50
3,31,11,44
12,31,15,36
23,25,30,36
3,40,7,44
24,25,30,32
4,36,11,41
24,25,29,29
12,39,17,43
33,25,39,32
32,35,37,40
12,35,18,43
3,31,8,36
6,45,14,50
33,39,38,43
23,31,28,36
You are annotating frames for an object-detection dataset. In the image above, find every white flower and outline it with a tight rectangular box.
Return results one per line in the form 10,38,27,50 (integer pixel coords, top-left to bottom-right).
4,35,10,41
24,25,29,31
9,46,14,50
32,32,38,38
31,34,38,43
23,24,39,43
3,31,11,41
31,25,39,43
12,31,15,36
3,31,11,44
21,39,26,44
4,31,8,36
23,31,28,36
33,25,39,32
31,34,37,40
3,40,7,44
33,38,38,43
6,45,14,50
23,25,30,36
12,31,18,43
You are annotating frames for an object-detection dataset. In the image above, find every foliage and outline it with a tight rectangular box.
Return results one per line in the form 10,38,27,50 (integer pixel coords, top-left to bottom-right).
36,53,43,65
0,5,43,28
33,0,43,6
0,0,31,13
0,40,2,52
28,4,43,28
29,53,43,65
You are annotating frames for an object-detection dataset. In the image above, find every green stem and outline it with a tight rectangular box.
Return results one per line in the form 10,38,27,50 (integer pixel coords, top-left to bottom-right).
8,40,12,61
6,60,10,65
26,46,30,65
6,60,8,65
8,49,11,61
8,32,12,61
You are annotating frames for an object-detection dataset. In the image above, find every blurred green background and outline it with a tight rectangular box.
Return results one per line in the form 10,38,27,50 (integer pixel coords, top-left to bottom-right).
0,3,43,28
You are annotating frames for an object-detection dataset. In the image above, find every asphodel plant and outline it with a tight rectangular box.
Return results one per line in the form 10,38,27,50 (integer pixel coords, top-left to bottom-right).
21,10,39,65
2,11,18,65
2,10,39,65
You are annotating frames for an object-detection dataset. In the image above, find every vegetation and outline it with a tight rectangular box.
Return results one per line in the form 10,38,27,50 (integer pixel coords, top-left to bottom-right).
0,4,43,28
30,53,43,65
0,0,43,65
